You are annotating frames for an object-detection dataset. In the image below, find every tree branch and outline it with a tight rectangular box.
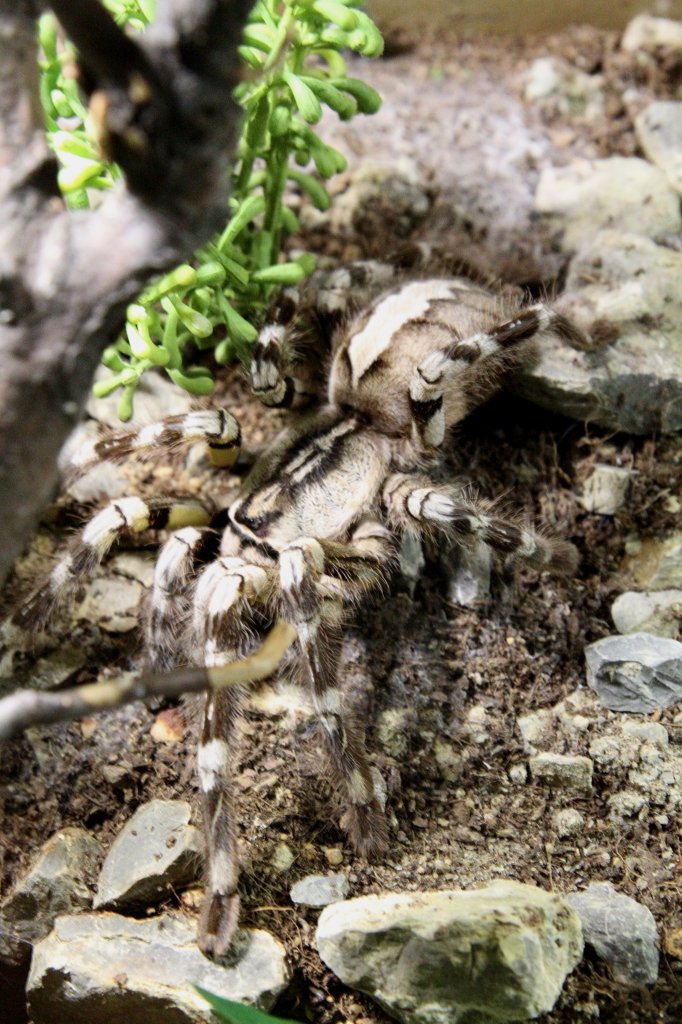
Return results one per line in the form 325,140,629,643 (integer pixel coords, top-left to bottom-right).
0,621,296,742
0,0,253,586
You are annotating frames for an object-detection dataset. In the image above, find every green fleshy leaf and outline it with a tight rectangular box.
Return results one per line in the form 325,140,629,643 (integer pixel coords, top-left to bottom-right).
195,988,302,1024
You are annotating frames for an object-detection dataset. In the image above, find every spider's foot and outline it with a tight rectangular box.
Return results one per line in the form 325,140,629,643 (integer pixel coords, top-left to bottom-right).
341,799,389,859
543,538,580,577
197,890,241,960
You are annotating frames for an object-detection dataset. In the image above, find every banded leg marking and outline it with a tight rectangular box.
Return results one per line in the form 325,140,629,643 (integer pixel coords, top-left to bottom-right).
409,304,589,448
15,497,211,628
192,556,272,958
147,526,212,671
384,474,578,575
70,409,242,472
279,530,391,856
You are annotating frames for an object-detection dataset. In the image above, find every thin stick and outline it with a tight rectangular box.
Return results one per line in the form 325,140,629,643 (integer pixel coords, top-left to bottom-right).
0,621,297,742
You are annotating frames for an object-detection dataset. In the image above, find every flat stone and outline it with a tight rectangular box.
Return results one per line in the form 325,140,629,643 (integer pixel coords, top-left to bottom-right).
0,828,100,964
535,158,681,252
579,465,632,515
612,590,682,639
635,101,682,195
316,881,583,1024
27,913,289,1024
567,882,659,986
74,576,143,633
524,57,604,121
517,709,554,753
290,874,349,908
585,633,682,712
621,14,682,53
94,800,203,911
515,231,682,434
529,753,593,794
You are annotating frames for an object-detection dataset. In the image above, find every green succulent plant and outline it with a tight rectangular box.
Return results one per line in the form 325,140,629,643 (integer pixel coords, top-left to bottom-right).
38,0,384,419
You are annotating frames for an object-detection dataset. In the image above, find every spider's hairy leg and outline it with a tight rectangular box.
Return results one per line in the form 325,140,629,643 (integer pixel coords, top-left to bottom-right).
71,409,242,473
251,287,327,410
384,474,578,576
192,556,272,959
279,524,394,857
14,498,212,629
146,525,214,671
408,304,589,447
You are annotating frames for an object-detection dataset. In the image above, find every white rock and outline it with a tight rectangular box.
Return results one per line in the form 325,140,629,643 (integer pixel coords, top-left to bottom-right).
622,15,682,54
27,913,289,1024
87,367,194,428
624,532,682,590
517,709,554,752
579,465,632,514
524,57,604,121
74,576,143,633
316,881,583,1024
535,158,681,252
552,808,585,838
529,753,594,794
290,873,349,908
612,589,682,638
635,101,682,194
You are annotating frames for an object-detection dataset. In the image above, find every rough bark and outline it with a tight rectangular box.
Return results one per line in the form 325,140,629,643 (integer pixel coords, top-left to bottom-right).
0,0,253,586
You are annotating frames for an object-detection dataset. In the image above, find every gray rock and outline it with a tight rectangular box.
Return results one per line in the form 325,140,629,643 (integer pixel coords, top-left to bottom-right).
579,465,632,515
376,707,411,759
566,882,659,986
28,647,88,691
612,590,682,639
290,873,349,908
59,421,132,503
535,158,681,252
515,231,682,433
0,828,100,964
447,540,492,607
27,912,289,1024
621,15,682,53
529,753,594,794
74,576,143,633
635,101,682,195
94,800,203,911
517,709,554,753
316,881,583,1024
585,633,682,712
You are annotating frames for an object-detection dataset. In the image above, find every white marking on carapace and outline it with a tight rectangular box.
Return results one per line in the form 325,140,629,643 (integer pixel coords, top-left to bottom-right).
347,279,457,385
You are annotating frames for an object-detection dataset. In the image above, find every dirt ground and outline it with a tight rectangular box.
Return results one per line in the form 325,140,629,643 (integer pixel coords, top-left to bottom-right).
1,22,682,1024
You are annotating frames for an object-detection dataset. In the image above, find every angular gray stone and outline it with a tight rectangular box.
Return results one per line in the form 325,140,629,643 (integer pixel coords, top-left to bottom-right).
566,882,659,986
94,800,203,911
621,14,682,53
635,101,682,195
27,912,289,1024
535,158,681,252
290,873,350,908
74,576,143,633
585,633,682,712
0,828,100,964
612,590,682,639
87,366,194,428
529,753,593,794
316,881,583,1024
579,465,631,515
515,231,682,433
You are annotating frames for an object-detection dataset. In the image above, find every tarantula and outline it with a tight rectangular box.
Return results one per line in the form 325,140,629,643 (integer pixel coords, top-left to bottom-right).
16,248,584,958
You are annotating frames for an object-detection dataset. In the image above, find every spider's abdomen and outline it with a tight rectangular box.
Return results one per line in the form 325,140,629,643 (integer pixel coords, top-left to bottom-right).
224,412,391,554
328,277,511,435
